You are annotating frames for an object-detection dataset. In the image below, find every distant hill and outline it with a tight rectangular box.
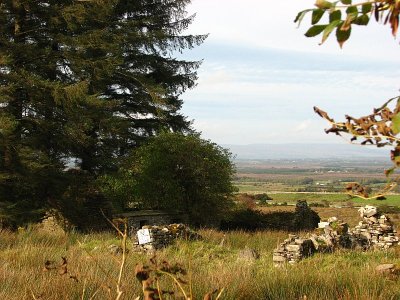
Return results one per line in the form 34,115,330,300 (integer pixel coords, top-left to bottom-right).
224,143,389,160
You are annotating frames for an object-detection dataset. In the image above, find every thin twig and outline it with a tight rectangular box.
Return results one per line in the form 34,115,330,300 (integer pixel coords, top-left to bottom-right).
88,283,106,300
156,279,163,300
81,279,86,300
115,222,127,300
157,270,188,299
100,209,124,236
30,289,38,300
215,287,225,300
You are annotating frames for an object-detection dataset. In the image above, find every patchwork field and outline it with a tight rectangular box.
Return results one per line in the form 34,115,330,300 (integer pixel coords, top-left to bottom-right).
234,158,400,208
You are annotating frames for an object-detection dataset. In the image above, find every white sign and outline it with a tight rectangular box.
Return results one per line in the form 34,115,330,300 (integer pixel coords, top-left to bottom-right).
137,229,152,245
318,222,330,229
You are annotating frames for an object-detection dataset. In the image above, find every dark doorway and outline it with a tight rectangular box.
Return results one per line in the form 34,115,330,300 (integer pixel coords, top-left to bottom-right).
139,220,149,228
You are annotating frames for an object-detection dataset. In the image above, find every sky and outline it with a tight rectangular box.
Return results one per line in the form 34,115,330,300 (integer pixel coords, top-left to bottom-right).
180,0,400,145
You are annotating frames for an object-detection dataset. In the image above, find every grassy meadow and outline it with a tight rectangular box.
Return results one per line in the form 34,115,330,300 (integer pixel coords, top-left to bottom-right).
262,193,400,207
3,159,400,299
2,220,400,300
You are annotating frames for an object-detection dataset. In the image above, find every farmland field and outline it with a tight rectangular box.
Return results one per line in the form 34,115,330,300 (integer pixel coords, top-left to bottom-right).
234,158,400,207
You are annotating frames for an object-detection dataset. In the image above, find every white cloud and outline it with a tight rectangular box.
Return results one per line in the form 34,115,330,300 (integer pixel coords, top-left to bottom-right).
181,0,400,145
189,116,338,145
187,0,400,61
294,120,312,132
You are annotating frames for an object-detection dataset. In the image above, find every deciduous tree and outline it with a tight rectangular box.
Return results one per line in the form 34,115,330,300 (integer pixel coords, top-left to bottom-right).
120,132,236,227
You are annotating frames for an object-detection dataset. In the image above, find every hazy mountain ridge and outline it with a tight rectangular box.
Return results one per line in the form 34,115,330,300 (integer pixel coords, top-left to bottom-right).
224,143,389,160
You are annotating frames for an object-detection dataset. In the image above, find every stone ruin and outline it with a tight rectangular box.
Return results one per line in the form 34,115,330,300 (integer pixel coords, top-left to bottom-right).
353,205,399,250
273,205,400,266
273,235,315,265
114,210,188,236
132,223,200,252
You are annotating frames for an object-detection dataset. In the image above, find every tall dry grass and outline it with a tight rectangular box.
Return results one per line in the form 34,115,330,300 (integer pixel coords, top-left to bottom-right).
1,226,400,299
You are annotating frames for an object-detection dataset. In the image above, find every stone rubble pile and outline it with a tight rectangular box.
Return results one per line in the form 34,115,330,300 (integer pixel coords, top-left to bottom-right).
133,223,200,252
273,205,400,266
352,205,399,250
313,217,354,251
273,234,315,265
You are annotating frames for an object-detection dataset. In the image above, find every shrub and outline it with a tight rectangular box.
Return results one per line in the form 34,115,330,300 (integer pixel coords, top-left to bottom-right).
254,193,272,201
235,194,257,209
378,205,400,214
254,193,273,204
109,133,236,227
291,200,320,231
221,208,307,232
220,209,266,231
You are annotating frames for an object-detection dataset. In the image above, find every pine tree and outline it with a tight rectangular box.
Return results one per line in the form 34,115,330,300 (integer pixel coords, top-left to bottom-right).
0,0,206,228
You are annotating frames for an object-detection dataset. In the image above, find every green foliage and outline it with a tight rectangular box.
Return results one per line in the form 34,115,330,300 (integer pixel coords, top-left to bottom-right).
0,1,205,227
292,200,320,230
254,193,273,203
376,204,400,214
53,171,114,232
97,171,138,213
221,201,320,232
220,208,269,231
392,111,400,135
295,0,400,47
124,132,236,227
301,177,314,185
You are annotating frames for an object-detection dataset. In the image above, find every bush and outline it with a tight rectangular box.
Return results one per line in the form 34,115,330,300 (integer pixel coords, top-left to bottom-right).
220,208,267,231
220,205,320,232
309,200,330,208
220,208,296,231
235,194,257,209
378,205,400,214
263,211,295,230
291,200,320,231
254,193,273,204
119,133,236,227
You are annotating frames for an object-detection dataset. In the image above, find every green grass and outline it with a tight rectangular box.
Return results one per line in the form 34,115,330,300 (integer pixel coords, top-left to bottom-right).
268,192,351,203
268,192,400,207
237,191,400,207
234,182,288,193
1,226,400,299
351,195,400,206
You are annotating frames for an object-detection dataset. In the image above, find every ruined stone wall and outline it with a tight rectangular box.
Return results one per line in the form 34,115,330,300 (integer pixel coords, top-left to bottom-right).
273,205,400,266
352,205,398,250
132,224,200,252
127,215,171,235
113,211,188,236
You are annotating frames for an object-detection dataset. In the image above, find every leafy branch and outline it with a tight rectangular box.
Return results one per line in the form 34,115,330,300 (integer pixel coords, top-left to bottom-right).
295,0,400,47
296,1,400,198
314,96,400,198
